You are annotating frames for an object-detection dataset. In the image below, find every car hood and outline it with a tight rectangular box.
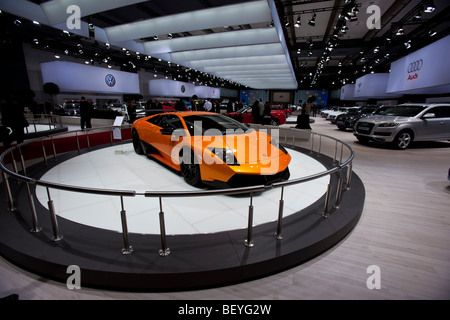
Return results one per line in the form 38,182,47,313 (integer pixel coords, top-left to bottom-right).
192,130,285,163
358,115,412,123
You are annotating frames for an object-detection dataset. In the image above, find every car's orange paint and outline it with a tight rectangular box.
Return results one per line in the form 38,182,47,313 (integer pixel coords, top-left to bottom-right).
132,111,291,185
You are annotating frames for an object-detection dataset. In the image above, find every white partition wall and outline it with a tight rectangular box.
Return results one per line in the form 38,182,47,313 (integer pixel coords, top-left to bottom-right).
354,73,402,99
387,35,450,95
41,61,140,94
148,79,195,98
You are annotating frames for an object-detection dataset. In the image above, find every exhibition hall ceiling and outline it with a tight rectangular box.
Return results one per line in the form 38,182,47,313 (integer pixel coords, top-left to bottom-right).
1,0,449,90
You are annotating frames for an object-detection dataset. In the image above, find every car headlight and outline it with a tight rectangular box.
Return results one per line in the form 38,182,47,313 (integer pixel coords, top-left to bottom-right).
378,122,398,127
207,147,239,166
270,138,288,155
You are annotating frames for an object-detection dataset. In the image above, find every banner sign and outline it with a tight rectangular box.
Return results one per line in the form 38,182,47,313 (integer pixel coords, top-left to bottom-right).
148,79,195,97
354,73,402,98
386,35,450,94
194,86,221,99
41,61,140,94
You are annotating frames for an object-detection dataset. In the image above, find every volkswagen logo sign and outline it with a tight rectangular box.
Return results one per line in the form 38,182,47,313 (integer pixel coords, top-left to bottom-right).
407,59,423,73
105,74,116,87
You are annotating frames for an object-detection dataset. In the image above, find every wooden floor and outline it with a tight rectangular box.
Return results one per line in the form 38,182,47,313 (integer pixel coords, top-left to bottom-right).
1,115,449,300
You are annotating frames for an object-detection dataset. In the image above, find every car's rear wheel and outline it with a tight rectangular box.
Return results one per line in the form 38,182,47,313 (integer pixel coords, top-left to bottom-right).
393,130,413,150
270,118,280,126
132,129,144,155
179,148,202,187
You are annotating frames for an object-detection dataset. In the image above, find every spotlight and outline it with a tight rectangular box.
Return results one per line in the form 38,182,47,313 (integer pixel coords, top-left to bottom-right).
294,16,301,28
54,54,60,59
308,13,316,26
404,40,412,49
154,35,158,40
396,27,404,36
168,33,173,39
428,30,437,37
424,1,435,13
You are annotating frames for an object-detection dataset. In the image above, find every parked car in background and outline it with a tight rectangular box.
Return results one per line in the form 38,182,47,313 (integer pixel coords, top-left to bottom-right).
326,107,360,123
335,105,379,131
354,104,450,149
225,105,286,126
62,101,80,116
271,105,292,118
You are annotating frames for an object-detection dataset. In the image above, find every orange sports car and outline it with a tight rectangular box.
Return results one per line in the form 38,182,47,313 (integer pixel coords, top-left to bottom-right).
131,112,291,188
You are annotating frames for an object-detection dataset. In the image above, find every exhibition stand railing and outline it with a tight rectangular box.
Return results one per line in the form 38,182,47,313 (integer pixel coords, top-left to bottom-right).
0,122,354,257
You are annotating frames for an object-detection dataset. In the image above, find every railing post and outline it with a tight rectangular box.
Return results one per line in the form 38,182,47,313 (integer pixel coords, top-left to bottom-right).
317,135,322,157
2,172,16,212
274,187,284,240
41,139,48,165
46,187,63,241
345,162,353,191
333,141,338,164
158,197,170,256
120,196,133,255
76,131,81,154
51,136,57,160
26,182,41,233
322,175,333,218
310,132,314,154
334,168,345,209
86,129,91,150
244,193,254,247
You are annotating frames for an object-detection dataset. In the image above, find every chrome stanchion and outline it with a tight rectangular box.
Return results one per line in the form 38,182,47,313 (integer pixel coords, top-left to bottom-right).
345,162,353,191
317,135,322,157
76,131,81,154
51,136,57,160
41,139,48,165
46,187,63,241
2,172,16,212
158,197,170,256
120,196,133,255
86,129,91,151
322,175,333,218
333,141,338,164
274,187,284,240
310,132,314,154
26,182,41,233
18,147,27,176
334,168,345,209
244,193,254,247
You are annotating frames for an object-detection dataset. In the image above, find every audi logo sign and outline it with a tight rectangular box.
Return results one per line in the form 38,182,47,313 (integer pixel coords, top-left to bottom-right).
407,59,423,73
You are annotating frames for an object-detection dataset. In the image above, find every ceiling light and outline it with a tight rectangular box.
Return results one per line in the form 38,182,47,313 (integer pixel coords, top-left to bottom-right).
107,65,112,69
294,16,301,28
154,35,158,40
424,1,436,13
168,33,173,39
308,13,316,26
54,54,60,59
396,27,404,36
428,30,437,37
404,40,412,49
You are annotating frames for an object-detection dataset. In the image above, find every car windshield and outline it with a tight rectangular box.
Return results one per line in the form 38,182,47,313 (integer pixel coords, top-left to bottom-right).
183,114,251,136
236,106,250,113
378,105,426,117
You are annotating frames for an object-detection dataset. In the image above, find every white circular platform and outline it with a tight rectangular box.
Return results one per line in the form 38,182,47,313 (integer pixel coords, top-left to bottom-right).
35,143,328,235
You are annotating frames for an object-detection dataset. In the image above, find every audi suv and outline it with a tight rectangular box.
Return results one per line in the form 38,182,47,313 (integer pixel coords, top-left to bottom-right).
353,104,450,149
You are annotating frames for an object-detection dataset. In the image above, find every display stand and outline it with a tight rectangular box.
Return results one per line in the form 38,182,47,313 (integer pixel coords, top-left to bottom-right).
112,116,125,154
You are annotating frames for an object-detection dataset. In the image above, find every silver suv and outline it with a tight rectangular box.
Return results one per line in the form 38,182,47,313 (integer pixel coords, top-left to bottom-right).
354,103,450,149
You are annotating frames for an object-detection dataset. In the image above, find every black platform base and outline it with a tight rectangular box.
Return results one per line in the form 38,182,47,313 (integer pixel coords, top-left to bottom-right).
0,145,365,292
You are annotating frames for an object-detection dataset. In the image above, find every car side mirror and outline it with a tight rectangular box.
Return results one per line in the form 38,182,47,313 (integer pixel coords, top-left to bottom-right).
422,113,436,119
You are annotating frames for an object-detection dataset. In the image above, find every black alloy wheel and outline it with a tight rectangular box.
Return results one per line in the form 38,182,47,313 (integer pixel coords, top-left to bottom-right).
132,130,144,154
179,148,202,187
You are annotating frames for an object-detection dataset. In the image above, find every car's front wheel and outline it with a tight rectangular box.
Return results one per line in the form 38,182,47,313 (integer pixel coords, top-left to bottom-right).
393,130,413,150
179,148,202,187
270,118,280,126
132,129,144,154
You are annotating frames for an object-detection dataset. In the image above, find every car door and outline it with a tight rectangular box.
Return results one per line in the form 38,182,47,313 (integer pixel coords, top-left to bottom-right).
420,106,450,140
154,114,186,162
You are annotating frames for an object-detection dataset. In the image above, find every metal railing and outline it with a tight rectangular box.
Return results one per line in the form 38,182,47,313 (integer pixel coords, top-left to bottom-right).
0,122,355,257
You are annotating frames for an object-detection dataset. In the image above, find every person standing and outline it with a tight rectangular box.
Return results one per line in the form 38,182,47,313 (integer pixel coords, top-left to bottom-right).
1,93,28,147
128,100,137,123
295,107,312,129
251,100,261,124
79,96,93,130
